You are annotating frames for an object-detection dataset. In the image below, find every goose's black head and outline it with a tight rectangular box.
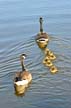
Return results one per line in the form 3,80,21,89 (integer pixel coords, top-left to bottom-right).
39,17,43,23
20,54,27,59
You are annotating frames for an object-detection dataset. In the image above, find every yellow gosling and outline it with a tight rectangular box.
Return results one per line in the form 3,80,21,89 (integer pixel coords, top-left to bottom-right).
35,17,49,49
50,65,58,74
44,49,56,60
44,48,50,55
48,54,56,60
43,58,53,67
45,60,53,67
48,51,54,56
42,56,50,64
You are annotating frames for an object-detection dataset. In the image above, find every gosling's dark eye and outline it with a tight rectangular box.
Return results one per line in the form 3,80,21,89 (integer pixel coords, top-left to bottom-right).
45,59,47,62
52,68,54,70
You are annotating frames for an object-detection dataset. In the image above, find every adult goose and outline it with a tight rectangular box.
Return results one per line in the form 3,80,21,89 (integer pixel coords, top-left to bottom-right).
35,17,49,49
14,54,32,94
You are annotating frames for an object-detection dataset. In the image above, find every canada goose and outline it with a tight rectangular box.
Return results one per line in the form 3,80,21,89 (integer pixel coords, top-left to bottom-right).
43,58,53,67
50,65,58,74
14,54,32,94
35,17,49,49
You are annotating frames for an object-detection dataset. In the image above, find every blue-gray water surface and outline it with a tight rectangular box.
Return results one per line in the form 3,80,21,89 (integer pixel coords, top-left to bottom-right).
0,0,71,108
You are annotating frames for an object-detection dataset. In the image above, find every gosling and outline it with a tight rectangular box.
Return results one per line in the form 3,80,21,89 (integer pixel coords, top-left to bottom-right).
44,48,56,60
50,65,58,74
43,57,53,67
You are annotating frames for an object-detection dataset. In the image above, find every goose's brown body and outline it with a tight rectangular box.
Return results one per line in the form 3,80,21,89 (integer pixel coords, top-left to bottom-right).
14,70,32,82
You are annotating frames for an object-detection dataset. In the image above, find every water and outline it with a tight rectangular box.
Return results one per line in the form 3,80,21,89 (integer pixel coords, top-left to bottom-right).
0,0,71,108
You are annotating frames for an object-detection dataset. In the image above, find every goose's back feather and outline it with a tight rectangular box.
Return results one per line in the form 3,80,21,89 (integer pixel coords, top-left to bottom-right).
14,70,32,83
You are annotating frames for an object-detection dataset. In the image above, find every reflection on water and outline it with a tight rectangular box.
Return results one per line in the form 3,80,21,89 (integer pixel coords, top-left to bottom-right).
0,0,71,108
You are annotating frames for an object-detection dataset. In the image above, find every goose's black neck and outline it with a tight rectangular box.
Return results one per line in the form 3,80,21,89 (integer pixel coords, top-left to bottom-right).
20,58,26,71
21,61,26,71
39,17,43,33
